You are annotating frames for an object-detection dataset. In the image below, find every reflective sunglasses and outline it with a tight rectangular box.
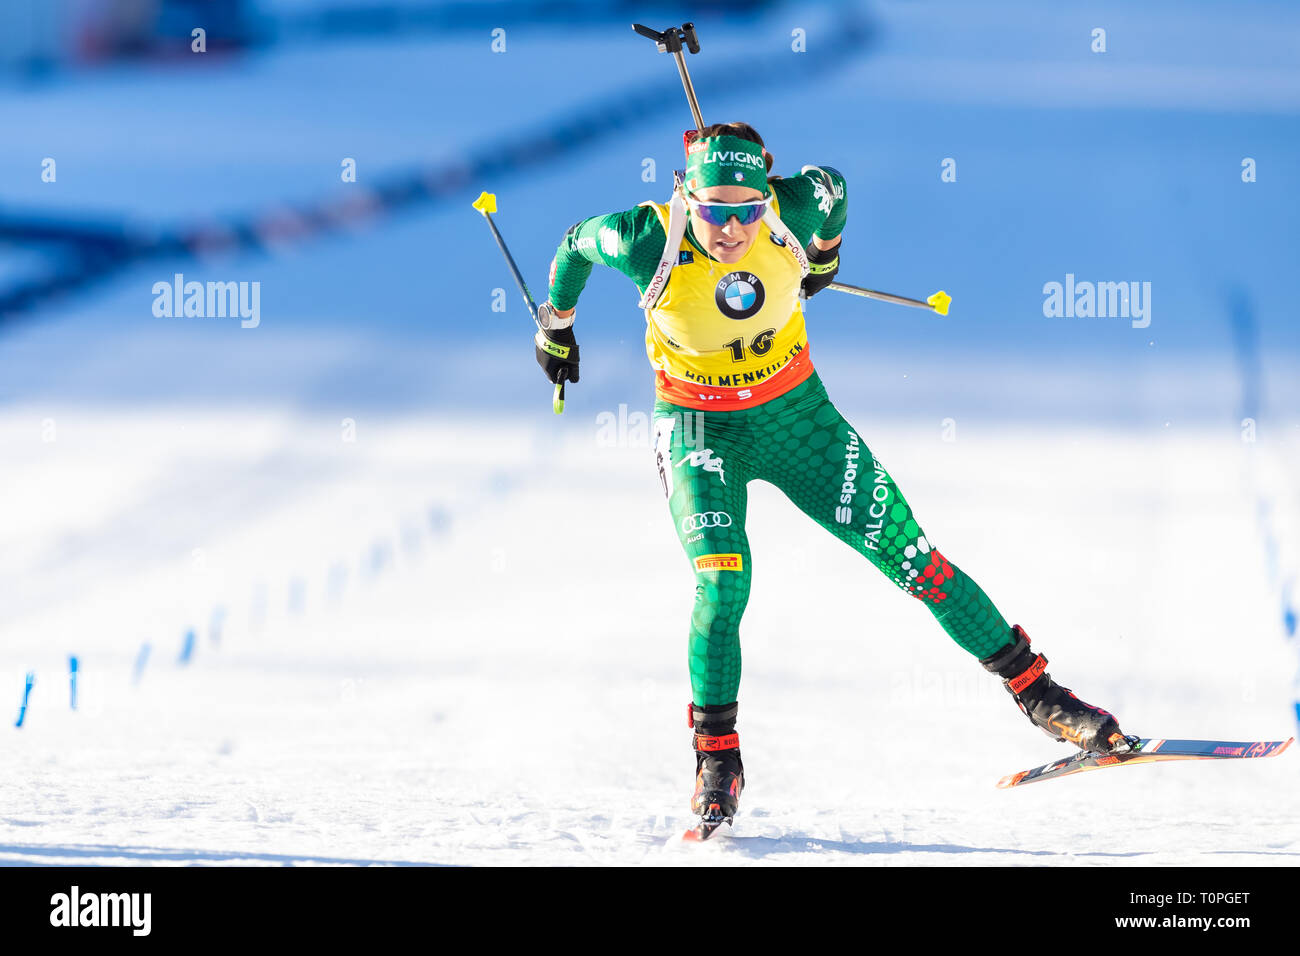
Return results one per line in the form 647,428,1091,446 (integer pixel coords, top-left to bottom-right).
685,195,770,227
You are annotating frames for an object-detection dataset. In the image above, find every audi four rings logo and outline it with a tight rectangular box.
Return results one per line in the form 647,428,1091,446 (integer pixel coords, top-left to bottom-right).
681,511,733,533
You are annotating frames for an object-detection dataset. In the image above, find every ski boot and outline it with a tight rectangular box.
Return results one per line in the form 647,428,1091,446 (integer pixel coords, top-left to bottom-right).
981,625,1136,754
686,702,744,841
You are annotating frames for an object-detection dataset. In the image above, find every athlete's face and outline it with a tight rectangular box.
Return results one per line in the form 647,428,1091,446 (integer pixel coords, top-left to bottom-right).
689,185,766,264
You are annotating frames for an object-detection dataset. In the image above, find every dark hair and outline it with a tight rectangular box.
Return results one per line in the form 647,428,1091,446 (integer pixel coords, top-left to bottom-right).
696,121,773,173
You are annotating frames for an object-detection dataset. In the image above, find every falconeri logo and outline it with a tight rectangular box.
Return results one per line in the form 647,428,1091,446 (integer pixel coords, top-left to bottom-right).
715,272,764,319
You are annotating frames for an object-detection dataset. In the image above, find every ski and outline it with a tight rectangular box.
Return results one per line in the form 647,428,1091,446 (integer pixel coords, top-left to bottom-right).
682,801,734,842
682,819,731,843
998,736,1294,788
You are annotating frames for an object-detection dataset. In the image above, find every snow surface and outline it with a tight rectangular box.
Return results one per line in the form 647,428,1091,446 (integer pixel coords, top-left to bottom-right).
2,0,1299,865
2,408,1297,866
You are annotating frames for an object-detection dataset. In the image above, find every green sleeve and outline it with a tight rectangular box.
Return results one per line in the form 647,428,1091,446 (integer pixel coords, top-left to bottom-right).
769,166,847,249
547,204,669,311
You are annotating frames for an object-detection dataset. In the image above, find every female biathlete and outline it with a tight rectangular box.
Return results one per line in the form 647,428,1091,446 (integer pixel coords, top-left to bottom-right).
533,122,1128,831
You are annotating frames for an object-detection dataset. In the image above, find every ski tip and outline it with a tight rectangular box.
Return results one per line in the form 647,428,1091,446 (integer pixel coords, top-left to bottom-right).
996,771,1027,790
927,290,951,316
682,818,731,842
472,191,497,215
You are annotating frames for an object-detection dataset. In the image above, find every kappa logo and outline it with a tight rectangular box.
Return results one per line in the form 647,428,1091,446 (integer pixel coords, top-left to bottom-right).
812,179,834,216
675,447,726,485
681,511,733,533
598,226,620,257
694,553,743,572
715,272,765,320
654,417,676,498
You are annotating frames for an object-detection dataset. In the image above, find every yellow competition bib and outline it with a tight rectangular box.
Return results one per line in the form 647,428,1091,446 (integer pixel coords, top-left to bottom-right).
643,196,814,409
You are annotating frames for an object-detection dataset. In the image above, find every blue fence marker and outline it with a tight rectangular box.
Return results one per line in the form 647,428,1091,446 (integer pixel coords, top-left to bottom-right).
132,643,151,684
288,577,305,615
327,561,348,602
178,629,196,665
15,672,34,728
428,505,450,537
1228,291,1300,731
210,605,227,645
250,581,268,632
368,539,393,576
68,656,78,711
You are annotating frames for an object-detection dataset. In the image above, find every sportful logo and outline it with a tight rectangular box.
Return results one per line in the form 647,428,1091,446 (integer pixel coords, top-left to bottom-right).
837,431,861,524
675,447,726,485
681,511,733,533
50,886,151,936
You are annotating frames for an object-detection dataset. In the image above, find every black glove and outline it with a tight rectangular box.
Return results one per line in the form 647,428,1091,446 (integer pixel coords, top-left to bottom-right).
801,239,840,298
534,326,579,385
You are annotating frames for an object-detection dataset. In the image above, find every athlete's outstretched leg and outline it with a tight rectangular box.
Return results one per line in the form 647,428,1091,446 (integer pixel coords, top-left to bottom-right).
654,406,753,820
677,374,1128,754
652,407,753,706
752,375,1013,659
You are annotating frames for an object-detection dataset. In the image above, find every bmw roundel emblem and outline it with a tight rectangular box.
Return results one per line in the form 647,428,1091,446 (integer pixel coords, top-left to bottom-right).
714,272,765,320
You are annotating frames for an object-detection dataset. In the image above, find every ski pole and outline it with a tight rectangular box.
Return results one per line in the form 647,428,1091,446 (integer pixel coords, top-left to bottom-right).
630,24,952,321
471,190,568,414
632,22,706,129
826,281,951,316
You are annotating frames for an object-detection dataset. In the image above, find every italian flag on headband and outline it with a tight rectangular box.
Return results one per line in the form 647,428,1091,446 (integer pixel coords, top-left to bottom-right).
683,132,769,196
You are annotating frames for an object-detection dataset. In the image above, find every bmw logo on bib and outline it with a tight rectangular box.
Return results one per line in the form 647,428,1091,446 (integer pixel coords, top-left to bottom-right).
715,272,765,320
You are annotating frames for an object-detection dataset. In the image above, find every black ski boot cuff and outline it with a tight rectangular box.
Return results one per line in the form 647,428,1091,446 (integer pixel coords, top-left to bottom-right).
689,701,739,751
689,701,738,732
980,625,1049,696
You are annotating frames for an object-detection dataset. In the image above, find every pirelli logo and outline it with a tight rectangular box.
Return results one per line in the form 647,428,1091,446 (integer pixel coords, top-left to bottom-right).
694,553,743,572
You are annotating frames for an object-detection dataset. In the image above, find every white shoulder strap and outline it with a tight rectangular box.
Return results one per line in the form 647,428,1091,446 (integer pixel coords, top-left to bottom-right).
638,187,809,311
637,185,689,311
762,207,809,278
